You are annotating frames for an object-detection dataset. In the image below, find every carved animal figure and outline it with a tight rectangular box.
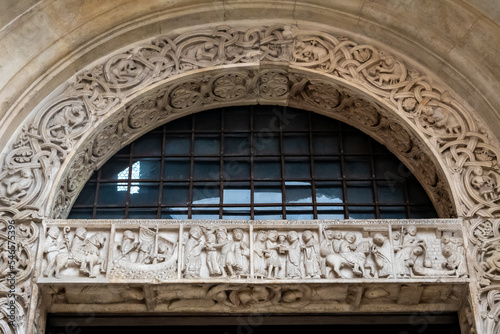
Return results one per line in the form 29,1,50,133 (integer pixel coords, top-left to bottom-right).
54,232,107,278
324,234,371,278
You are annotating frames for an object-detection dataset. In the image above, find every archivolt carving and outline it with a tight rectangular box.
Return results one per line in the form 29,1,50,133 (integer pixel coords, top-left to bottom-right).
0,23,499,333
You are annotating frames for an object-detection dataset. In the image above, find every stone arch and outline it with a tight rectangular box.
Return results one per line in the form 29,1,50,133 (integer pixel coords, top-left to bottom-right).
1,23,498,222
0,21,499,334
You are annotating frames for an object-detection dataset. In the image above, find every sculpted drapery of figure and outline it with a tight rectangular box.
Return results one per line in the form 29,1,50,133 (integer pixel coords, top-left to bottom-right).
0,23,499,333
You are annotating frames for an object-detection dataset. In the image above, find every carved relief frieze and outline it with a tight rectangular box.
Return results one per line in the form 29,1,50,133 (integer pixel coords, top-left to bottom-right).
38,219,467,284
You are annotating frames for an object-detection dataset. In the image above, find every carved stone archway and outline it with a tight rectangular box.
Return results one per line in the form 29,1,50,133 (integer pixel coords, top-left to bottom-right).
1,22,499,334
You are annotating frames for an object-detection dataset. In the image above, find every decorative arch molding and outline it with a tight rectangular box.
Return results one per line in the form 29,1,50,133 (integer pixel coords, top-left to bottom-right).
0,22,499,333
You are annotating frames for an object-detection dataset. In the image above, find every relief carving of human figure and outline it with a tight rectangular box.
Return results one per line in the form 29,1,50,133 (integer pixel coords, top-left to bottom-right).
264,230,281,279
0,168,34,205
276,233,288,279
253,230,267,278
301,230,321,279
441,235,467,278
370,233,393,278
285,231,302,279
182,226,204,278
481,241,500,276
43,227,65,278
204,229,222,276
118,230,139,261
393,226,429,278
231,228,250,277
213,227,243,278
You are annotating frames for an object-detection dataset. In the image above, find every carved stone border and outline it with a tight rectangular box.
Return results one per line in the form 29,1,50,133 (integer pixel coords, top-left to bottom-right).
0,22,499,333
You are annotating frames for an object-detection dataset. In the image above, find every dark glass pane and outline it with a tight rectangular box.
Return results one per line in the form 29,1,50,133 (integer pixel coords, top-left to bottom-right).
317,206,344,219
194,110,220,131
161,208,189,219
165,136,191,155
283,135,309,155
313,134,340,155
316,182,343,203
253,108,280,132
408,179,432,204
128,209,158,219
73,184,96,206
222,207,251,220
194,136,220,155
346,181,373,203
409,205,437,218
223,182,251,204
285,182,312,204
281,108,308,131
224,107,250,131
132,133,162,156
191,207,220,219
115,146,130,156
342,133,371,154
286,206,314,219
164,158,190,180
100,159,130,180
284,159,310,179
377,183,406,204
254,182,283,204
132,159,160,180
374,157,404,179
314,159,341,179
253,134,279,155
254,159,281,180
379,206,407,219
311,112,339,131
223,159,250,180
95,208,125,219
67,208,94,219
224,135,250,155
254,206,283,219
129,183,159,206
192,182,220,205
193,159,219,180
345,157,372,179
162,183,189,205
97,183,128,206
348,206,376,219
164,115,192,132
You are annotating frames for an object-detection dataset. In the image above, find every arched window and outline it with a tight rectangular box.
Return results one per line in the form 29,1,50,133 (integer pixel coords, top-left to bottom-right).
69,106,437,220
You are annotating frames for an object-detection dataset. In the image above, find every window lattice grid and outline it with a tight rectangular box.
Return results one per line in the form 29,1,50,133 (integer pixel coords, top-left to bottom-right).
69,106,437,220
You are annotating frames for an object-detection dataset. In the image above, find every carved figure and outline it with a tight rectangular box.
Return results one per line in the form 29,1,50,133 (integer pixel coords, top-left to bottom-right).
285,231,302,278
118,230,139,261
264,230,281,279
48,104,87,138
370,53,403,85
231,228,249,277
481,242,500,276
213,227,241,278
182,226,204,278
319,228,338,278
54,231,107,278
43,227,65,278
277,233,288,279
136,243,152,264
419,106,460,135
370,233,393,278
204,229,222,276
470,167,497,201
394,226,427,278
441,235,467,278
0,168,34,205
301,230,321,279
325,232,369,278
253,230,267,278
293,40,327,62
